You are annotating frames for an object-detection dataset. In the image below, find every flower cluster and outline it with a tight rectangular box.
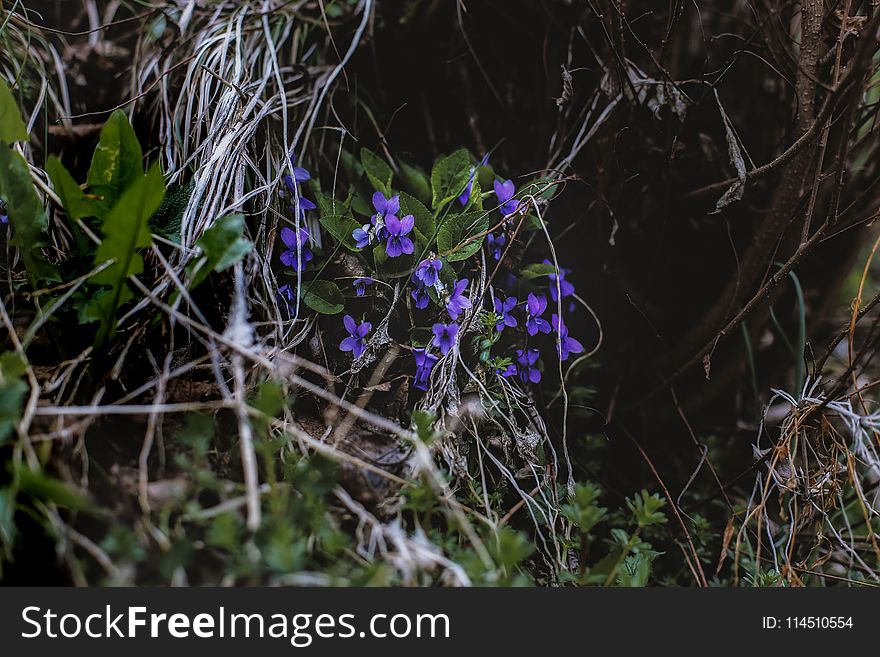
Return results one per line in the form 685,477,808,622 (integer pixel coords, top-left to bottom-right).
277,154,316,279
490,269,585,384
352,192,415,257
274,147,586,398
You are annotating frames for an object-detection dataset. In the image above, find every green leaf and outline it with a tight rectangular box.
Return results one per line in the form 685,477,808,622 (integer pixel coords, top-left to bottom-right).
0,79,28,144
340,148,364,183
374,242,416,278
188,214,252,290
87,109,144,211
319,213,362,252
0,352,27,445
0,143,59,282
398,191,434,240
399,161,431,206
46,155,102,221
313,189,348,218
520,263,558,281
360,148,393,196
14,465,93,512
0,487,17,559
437,210,489,262
150,180,194,242
430,149,471,209
302,280,344,314
92,163,165,344
462,177,482,211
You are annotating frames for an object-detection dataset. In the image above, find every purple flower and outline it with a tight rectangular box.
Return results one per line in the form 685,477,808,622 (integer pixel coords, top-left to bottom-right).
0,199,7,224
353,224,372,249
385,214,415,258
432,322,459,355
446,279,472,320
552,314,585,361
458,175,475,207
498,363,518,378
525,293,551,336
515,348,542,384
544,259,575,302
289,197,316,219
372,191,400,240
411,282,431,309
372,191,400,216
487,232,507,261
458,154,490,206
280,226,312,271
282,154,314,216
353,277,374,297
415,256,442,287
278,283,295,311
282,156,311,194
494,179,519,216
340,315,371,359
493,295,518,332
412,348,439,391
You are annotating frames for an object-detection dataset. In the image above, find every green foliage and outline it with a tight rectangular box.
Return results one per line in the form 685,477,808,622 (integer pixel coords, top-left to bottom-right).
87,109,144,213
91,163,165,344
188,214,253,290
13,464,93,512
0,352,27,445
627,490,668,528
562,483,607,534
398,161,431,206
0,143,59,282
437,210,489,261
318,212,361,252
360,147,393,196
520,263,558,281
430,148,471,209
302,280,345,314
150,181,194,241
0,79,28,143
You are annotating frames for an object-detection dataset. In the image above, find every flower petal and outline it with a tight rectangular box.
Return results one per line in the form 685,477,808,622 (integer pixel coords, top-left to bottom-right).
343,314,357,335
280,226,297,249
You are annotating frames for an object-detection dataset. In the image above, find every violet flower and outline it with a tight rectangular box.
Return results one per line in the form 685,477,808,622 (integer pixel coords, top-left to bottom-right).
414,256,442,287
494,179,519,216
544,259,575,302
352,224,372,249
353,277,374,297
493,295,518,332
515,348,542,384
410,281,431,309
339,315,371,359
282,153,311,190
458,154,490,206
278,283,295,311
412,348,439,391
432,322,459,355
371,191,400,240
279,226,312,271
283,154,315,218
487,232,507,261
525,293,551,336
446,279,472,320
385,214,415,257
552,314,585,361
498,363,518,379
